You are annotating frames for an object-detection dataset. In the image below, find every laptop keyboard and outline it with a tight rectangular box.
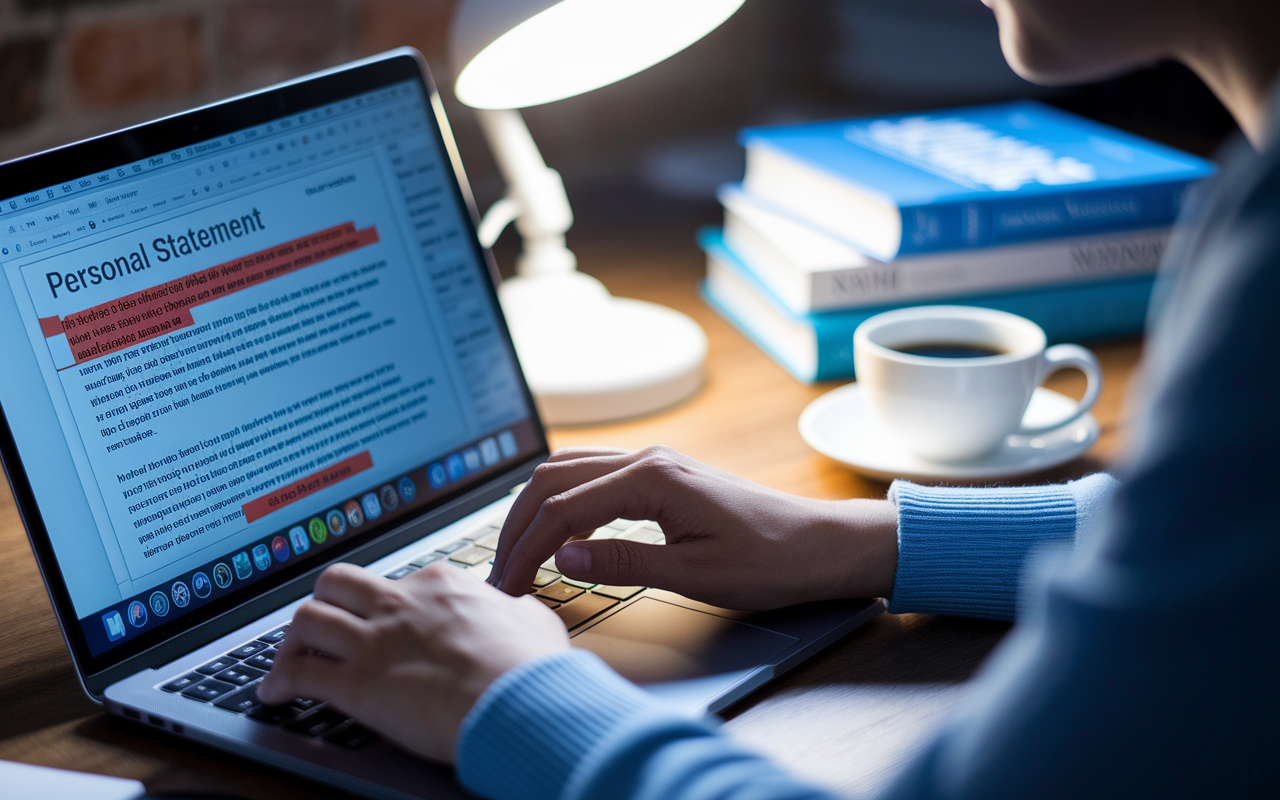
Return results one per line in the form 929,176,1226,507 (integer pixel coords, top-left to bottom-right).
156,516,662,747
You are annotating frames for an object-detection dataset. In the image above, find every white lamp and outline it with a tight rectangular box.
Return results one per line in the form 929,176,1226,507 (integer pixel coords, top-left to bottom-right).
451,0,745,425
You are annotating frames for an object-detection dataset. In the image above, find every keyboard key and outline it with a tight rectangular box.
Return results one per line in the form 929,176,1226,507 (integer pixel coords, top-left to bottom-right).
385,566,418,580
290,697,320,711
215,665,266,687
560,577,597,589
324,724,380,749
608,519,639,529
468,561,493,581
592,585,644,601
472,528,502,550
434,540,467,555
196,656,239,676
244,650,276,671
214,686,261,714
536,597,560,609
226,640,270,659
181,679,236,702
247,704,299,725
536,582,584,604
532,568,560,587
554,593,619,630
449,545,496,566
162,673,203,693
409,553,441,568
285,708,350,738
256,626,289,645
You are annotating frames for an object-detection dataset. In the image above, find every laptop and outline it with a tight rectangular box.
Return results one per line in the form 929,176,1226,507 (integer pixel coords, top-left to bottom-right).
0,50,882,799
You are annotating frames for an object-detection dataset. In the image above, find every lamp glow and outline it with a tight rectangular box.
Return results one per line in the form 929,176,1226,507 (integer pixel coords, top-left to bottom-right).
451,0,742,424
456,0,746,109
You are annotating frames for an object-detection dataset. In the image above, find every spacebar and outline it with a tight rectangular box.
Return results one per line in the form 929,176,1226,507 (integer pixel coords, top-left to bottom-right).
554,593,618,630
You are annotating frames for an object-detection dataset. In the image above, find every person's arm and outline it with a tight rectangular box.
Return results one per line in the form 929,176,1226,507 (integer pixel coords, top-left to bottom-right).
886,474,1117,620
486,446,1116,620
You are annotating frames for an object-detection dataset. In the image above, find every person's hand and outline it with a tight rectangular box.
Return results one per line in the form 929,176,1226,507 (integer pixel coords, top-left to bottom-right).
488,446,898,610
256,561,569,763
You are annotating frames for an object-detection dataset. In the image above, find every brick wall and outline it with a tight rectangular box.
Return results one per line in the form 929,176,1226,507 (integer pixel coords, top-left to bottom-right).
0,0,455,163
0,0,812,211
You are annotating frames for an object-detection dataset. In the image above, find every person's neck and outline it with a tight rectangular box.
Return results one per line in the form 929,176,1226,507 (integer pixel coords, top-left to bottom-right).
1175,3,1280,147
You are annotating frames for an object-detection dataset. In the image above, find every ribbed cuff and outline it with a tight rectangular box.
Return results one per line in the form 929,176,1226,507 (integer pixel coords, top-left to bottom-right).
456,649,658,800
886,480,1082,620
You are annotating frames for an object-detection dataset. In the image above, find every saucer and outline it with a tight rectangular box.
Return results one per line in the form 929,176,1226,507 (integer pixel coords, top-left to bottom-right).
798,384,1099,482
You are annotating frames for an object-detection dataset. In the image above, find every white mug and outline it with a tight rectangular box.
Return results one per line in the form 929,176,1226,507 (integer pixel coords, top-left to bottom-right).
853,306,1101,463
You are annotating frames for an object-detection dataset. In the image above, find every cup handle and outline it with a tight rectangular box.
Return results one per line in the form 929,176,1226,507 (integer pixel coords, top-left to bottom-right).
1015,344,1102,436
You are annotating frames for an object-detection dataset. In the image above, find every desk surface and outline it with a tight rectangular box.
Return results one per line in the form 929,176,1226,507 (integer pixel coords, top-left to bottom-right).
0,228,1141,799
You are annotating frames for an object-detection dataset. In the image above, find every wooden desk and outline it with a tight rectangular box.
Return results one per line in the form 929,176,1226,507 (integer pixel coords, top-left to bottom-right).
0,228,1141,798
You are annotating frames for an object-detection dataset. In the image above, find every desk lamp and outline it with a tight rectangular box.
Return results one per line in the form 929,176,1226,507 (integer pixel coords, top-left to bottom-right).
451,0,745,424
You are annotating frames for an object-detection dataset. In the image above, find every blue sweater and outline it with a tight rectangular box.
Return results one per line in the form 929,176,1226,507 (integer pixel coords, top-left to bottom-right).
457,94,1280,799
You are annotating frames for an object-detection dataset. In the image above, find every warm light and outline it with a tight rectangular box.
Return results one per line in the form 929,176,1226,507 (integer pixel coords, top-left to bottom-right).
455,0,746,109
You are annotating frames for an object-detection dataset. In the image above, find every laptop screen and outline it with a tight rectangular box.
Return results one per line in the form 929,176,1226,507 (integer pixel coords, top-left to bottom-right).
0,55,543,671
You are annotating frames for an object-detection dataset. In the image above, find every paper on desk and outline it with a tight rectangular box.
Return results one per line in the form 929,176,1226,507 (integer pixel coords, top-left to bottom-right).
0,759,146,800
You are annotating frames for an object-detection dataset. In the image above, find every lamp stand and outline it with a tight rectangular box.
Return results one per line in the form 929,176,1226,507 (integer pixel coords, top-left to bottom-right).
474,108,706,425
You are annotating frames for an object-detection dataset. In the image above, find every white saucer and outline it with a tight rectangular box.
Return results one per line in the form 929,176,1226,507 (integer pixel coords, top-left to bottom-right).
798,384,1099,482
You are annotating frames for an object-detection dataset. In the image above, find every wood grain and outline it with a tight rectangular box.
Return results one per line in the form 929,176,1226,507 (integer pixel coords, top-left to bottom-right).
0,226,1141,798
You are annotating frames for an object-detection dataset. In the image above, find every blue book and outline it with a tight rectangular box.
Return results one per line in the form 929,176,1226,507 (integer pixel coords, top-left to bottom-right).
739,100,1215,261
700,228,1156,383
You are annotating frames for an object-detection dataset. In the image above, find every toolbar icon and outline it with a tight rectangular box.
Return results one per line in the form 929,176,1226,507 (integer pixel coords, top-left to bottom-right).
289,525,310,555
149,591,170,617
308,517,328,545
252,544,272,571
192,571,212,598
128,600,148,628
102,610,126,642
212,563,233,588
326,509,347,537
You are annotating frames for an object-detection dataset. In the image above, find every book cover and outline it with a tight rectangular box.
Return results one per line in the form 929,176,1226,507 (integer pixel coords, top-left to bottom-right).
701,233,1157,383
717,187,1168,314
739,100,1215,260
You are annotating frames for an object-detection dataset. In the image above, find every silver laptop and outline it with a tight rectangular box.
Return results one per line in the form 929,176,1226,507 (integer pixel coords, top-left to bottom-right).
0,50,882,800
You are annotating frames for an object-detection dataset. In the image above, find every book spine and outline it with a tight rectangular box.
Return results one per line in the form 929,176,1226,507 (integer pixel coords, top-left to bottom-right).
812,229,1167,312
898,180,1189,255
703,235,1157,383
808,278,1157,379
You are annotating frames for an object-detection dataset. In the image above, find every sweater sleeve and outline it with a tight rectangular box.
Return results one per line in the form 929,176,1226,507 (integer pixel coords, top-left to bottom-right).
886,473,1117,620
457,649,837,800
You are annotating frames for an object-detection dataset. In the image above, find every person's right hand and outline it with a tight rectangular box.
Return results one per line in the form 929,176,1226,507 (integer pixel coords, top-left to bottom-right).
487,446,898,611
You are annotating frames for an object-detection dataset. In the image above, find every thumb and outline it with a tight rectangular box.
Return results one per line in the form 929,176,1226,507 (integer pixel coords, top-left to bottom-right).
555,539,695,591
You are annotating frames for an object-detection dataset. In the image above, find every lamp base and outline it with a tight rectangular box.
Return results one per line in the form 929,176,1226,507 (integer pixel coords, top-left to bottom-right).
499,272,707,425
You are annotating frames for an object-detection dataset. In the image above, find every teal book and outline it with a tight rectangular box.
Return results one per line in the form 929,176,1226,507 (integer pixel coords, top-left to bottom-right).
699,228,1156,383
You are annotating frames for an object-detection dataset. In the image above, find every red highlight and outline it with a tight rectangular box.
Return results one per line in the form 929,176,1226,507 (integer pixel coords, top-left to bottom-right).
47,222,380,367
240,450,374,524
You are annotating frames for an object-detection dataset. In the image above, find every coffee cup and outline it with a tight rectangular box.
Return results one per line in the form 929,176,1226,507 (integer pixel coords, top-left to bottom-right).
852,306,1101,463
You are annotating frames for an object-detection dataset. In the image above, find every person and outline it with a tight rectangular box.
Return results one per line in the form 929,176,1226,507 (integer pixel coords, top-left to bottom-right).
257,0,1280,796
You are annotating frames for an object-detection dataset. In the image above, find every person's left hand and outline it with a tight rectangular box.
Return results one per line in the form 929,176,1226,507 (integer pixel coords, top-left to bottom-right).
256,561,570,763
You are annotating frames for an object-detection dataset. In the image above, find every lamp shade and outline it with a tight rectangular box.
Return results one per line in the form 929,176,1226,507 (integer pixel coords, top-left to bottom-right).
451,0,746,109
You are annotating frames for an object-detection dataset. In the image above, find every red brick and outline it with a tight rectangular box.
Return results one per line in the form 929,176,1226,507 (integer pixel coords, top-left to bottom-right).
358,0,453,61
69,15,206,108
0,37,51,131
221,0,344,80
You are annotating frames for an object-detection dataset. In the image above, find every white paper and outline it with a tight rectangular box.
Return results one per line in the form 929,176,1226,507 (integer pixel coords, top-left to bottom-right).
0,759,146,800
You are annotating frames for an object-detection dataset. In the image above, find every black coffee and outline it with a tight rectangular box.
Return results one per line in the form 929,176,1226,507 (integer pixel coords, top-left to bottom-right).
893,341,1006,358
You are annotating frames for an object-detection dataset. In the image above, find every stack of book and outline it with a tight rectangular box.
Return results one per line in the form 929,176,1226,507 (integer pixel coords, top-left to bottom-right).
700,100,1216,382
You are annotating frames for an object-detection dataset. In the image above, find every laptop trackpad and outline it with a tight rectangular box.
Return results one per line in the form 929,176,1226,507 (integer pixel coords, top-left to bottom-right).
572,597,798,684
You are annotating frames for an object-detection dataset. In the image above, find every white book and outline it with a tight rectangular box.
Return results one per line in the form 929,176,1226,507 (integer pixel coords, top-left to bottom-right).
719,185,1170,315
